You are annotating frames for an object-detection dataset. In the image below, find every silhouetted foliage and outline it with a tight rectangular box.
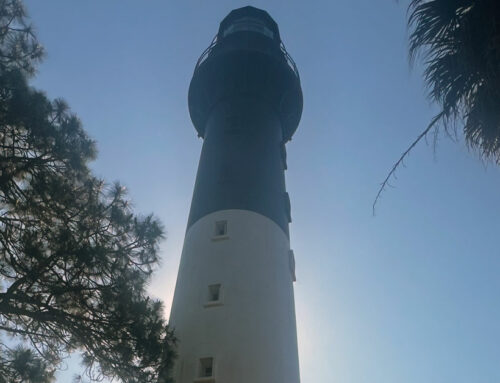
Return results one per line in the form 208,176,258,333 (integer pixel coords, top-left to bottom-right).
0,0,43,76
0,1,176,382
374,0,500,210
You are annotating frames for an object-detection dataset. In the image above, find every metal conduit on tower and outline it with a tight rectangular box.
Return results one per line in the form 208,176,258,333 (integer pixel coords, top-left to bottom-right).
169,6,303,383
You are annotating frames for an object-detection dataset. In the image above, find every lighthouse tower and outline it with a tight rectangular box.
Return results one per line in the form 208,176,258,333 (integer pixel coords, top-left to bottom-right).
169,6,303,383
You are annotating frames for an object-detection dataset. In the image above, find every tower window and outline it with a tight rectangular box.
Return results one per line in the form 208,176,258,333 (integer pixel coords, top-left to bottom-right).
198,357,214,378
204,284,223,308
223,17,275,39
289,250,296,282
214,220,227,236
280,143,288,170
284,192,292,223
208,284,221,302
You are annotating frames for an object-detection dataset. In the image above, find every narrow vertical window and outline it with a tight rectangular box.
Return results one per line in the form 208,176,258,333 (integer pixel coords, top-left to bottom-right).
208,284,221,302
280,142,288,170
289,250,296,282
198,357,214,378
284,192,292,223
214,220,227,236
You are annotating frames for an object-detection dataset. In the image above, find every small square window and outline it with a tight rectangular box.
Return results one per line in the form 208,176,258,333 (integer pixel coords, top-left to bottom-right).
198,357,214,378
204,284,223,308
214,220,227,237
208,284,221,302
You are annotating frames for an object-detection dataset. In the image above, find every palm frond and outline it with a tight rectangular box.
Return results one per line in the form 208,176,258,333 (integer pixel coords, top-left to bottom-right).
374,0,500,211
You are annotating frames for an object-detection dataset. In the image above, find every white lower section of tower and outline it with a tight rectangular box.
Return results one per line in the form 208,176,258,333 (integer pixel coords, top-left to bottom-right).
169,209,300,383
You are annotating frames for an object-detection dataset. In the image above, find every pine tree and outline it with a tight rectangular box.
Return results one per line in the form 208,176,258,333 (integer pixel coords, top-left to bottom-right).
0,1,176,381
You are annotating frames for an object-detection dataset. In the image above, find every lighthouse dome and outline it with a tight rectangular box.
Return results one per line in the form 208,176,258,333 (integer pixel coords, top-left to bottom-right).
218,6,280,41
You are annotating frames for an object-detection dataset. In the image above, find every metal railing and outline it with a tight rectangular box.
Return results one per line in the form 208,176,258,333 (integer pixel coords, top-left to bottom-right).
195,34,218,69
280,41,300,81
194,34,300,82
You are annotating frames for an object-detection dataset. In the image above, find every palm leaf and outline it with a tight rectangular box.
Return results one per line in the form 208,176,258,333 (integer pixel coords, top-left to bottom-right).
374,0,500,211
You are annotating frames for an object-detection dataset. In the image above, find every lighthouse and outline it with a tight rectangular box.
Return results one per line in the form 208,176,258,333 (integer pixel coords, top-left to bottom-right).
169,6,303,383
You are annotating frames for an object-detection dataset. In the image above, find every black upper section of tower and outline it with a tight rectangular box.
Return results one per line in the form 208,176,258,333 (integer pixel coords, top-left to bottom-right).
188,6,302,143
186,7,302,235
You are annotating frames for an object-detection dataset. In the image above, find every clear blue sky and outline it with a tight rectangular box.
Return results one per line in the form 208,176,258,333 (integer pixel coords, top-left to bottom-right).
24,1,500,382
